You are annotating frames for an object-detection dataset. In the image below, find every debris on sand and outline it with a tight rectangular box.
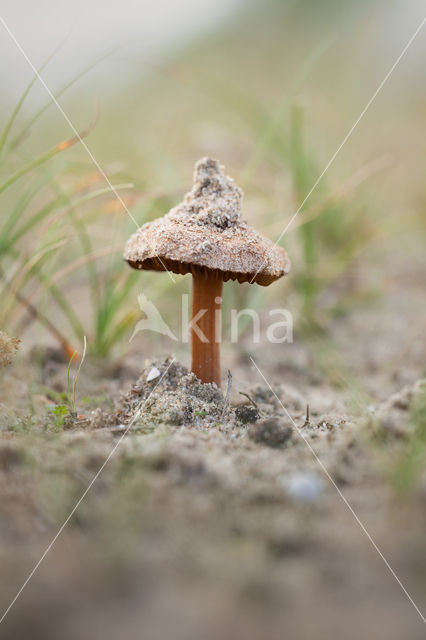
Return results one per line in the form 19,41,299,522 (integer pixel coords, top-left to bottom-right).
368,378,426,439
0,331,20,369
115,358,225,429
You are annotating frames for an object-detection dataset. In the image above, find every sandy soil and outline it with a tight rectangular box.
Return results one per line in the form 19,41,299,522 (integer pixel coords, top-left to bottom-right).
0,263,425,640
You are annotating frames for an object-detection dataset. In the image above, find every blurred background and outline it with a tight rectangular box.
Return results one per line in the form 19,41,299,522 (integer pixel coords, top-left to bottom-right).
1,0,425,387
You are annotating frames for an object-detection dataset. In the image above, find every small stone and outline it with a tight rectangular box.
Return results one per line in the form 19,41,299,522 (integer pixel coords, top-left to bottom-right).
283,472,323,501
147,366,161,382
373,410,409,439
389,386,413,410
248,418,292,448
0,442,24,470
235,405,259,424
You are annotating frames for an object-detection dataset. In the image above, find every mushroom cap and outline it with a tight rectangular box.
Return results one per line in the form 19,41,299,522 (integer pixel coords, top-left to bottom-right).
124,157,290,286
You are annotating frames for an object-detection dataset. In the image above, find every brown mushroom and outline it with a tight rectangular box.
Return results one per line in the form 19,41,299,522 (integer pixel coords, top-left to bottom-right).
124,157,290,386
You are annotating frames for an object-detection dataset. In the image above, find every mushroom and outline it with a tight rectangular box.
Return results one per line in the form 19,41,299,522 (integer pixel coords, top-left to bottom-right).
124,157,290,386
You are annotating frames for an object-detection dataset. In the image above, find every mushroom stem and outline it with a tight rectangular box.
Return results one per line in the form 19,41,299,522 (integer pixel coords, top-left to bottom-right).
191,272,223,386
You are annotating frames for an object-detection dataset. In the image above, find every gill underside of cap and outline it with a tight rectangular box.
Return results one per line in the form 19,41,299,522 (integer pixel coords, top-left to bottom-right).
126,256,283,286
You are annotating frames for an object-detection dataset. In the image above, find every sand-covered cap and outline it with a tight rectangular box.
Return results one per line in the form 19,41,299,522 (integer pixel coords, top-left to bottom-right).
124,157,290,286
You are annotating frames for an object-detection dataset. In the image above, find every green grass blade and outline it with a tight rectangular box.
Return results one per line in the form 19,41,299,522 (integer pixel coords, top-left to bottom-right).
0,113,96,196
0,144,69,195
10,43,125,150
95,310,139,357
94,271,139,349
0,37,67,154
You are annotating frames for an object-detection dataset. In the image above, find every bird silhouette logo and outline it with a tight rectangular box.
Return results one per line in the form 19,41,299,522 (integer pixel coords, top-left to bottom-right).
129,293,178,342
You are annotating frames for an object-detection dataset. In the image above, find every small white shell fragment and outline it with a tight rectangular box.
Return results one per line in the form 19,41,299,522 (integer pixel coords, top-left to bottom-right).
147,366,161,382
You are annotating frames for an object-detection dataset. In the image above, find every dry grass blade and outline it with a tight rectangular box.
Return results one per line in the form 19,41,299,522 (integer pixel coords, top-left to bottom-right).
30,245,124,298
0,240,68,322
37,184,134,236
0,265,78,360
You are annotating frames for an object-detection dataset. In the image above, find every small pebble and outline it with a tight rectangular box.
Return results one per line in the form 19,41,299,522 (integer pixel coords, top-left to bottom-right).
0,442,23,470
283,472,323,501
147,366,161,382
235,405,259,424
248,418,292,448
